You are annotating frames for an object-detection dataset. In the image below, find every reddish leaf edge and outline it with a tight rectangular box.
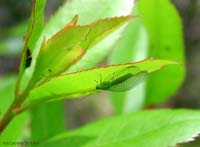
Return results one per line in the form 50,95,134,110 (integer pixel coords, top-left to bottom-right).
31,58,180,90
18,59,180,113
32,15,135,85
15,0,41,95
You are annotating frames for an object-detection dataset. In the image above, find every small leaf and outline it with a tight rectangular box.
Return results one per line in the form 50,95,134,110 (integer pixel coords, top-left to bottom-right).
32,16,132,83
27,0,47,51
81,16,134,50
16,0,46,93
43,0,133,73
39,109,200,147
27,59,178,104
43,0,133,38
32,25,90,82
65,15,79,27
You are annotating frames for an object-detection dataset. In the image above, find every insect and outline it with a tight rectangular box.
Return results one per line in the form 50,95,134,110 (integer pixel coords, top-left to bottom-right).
25,47,32,68
96,66,147,92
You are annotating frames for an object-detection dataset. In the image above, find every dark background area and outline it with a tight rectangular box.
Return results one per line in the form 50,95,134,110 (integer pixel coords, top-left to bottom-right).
173,0,200,110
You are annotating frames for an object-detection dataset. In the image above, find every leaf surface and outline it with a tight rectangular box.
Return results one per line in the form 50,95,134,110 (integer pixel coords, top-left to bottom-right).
16,0,46,93
27,59,178,104
39,109,200,147
32,16,132,83
43,0,133,73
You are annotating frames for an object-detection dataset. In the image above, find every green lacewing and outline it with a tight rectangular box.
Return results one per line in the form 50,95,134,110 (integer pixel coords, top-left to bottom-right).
96,66,147,92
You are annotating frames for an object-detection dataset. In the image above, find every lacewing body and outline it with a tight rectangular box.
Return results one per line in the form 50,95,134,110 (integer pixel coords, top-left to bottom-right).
96,66,147,92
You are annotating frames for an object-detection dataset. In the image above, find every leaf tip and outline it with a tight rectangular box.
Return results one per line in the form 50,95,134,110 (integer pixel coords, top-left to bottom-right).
67,14,79,27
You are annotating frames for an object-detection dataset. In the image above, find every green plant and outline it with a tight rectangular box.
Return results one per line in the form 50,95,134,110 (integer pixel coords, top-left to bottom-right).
0,0,199,147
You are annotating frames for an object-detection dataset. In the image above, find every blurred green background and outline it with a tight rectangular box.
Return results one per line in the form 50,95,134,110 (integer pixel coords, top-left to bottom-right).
0,0,200,146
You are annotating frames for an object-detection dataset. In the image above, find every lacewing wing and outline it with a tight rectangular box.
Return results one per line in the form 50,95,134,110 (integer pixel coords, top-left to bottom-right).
96,66,147,92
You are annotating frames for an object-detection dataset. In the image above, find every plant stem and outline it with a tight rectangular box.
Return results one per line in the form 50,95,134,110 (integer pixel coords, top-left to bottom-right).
0,96,26,134
0,79,34,135
0,102,17,133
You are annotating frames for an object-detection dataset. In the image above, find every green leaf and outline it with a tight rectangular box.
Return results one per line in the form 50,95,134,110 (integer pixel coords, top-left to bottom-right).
32,16,132,83
39,109,200,147
137,0,185,104
44,0,133,37
27,0,46,51
0,76,28,146
16,0,46,93
81,16,134,50
26,59,178,105
43,0,133,73
32,25,90,83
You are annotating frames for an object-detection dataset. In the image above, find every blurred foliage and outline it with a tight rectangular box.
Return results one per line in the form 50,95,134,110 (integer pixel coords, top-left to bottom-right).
0,0,31,26
110,0,185,113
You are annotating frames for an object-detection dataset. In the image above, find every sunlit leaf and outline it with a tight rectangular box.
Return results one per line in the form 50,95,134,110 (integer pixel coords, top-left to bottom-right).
32,25,90,83
26,59,178,105
43,0,133,73
16,0,46,93
32,16,132,84
39,109,200,147
81,16,134,50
